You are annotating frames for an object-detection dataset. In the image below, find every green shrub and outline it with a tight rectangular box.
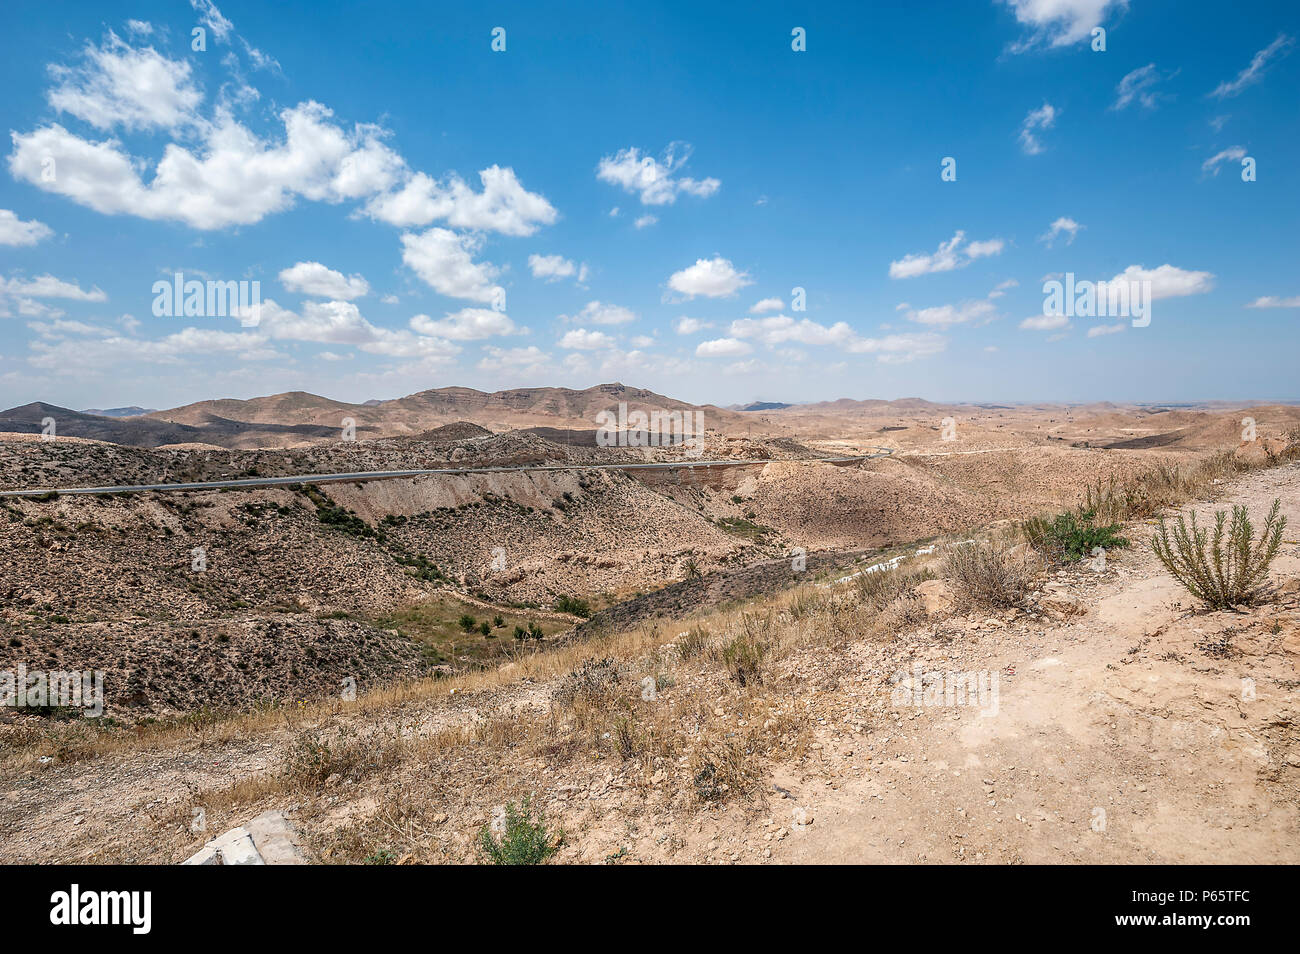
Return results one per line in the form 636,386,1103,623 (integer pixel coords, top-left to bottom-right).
458,614,476,632
478,796,560,865
553,594,591,618
1152,499,1286,608
1022,510,1129,563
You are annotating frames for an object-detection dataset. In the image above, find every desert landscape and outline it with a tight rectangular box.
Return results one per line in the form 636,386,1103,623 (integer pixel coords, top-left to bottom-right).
1,384,1298,865
1,1,1297,911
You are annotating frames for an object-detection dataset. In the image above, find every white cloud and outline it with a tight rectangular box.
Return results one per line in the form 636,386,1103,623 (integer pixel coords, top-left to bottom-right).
29,326,277,370
478,345,553,374
278,261,369,300
888,231,1005,278
365,166,557,236
527,253,577,282
1020,313,1070,331
1039,216,1082,246
1112,64,1173,110
696,337,753,358
0,210,53,247
1087,323,1126,337
1209,33,1294,99
749,297,784,313
561,300,637,325
1019,102,1058,155
1,274,107,301
899,299,997,328
399,228,501,303
558,328,614,350
730,315,854,347
1110,264,1214,299
988,278,1019,299
409,308,517,340
190,0,234,41
674,316,711,335
1201,146,1246,176
1247,295,1300,308
725,315,947,364
1000,0,1126,50
596,143,720,206
47,33,202,132
630,334,655,348
250,298,460,360
634,214,658,229
667,256,753,298
11,102,405,230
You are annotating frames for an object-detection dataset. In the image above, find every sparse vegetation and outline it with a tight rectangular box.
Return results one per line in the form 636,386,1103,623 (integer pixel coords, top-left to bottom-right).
552,594,591,618
941,537,1039,609
477,796,560,865
1151,499,1286,608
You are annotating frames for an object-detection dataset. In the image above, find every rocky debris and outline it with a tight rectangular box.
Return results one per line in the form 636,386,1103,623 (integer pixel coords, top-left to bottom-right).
183,811,308,865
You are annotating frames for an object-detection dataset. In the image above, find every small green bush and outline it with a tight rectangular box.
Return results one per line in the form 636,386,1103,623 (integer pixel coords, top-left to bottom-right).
553,594,591,618
478,796,560,865
1152,499,1286,608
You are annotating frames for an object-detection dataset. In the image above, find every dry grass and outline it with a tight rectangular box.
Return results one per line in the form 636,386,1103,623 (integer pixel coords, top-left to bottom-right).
941,536,1040,610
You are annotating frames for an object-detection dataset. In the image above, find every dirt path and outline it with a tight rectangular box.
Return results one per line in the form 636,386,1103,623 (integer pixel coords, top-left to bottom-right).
775,463,1300,863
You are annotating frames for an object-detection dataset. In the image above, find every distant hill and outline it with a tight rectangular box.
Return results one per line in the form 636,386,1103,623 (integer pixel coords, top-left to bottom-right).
740,402,792,411
82,406,157,418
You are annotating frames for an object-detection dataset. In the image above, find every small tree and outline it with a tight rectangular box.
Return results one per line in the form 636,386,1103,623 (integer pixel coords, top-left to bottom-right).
1151,499,1286,608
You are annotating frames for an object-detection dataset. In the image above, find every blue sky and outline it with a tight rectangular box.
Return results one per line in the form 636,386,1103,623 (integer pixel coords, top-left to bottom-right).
1,0,1297,411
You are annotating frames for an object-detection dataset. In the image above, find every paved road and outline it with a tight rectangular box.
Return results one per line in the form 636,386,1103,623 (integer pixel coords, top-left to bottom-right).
0,448,894,498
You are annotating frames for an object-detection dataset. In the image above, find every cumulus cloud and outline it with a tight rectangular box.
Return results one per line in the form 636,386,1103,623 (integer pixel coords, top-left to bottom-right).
1000,0,1125,50
1247,295,1300,308
410,308,517,340
528,253,578,282
749,297,784,313
726,314,947,364
365,166,557,236
888,231,1004,279
278,261,369,300
1110,264,1214,299
399,228,502,303
10,102,406,230
1,274,106,301
667,256,753,299
695,337,753,357
46,32,203,131
898,299,997,328
1020,313,1070,331
478,345,553,374
1019,102,1058,155
633,214,658,229
251,297,459,359
0,210,54,247
597,142,720,206
674,316,711,335
561,300,637,325
1209,33,1294,99
1087,322,1126,337
28,326,278,370
1039,216,1082,246
558,328,614,350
